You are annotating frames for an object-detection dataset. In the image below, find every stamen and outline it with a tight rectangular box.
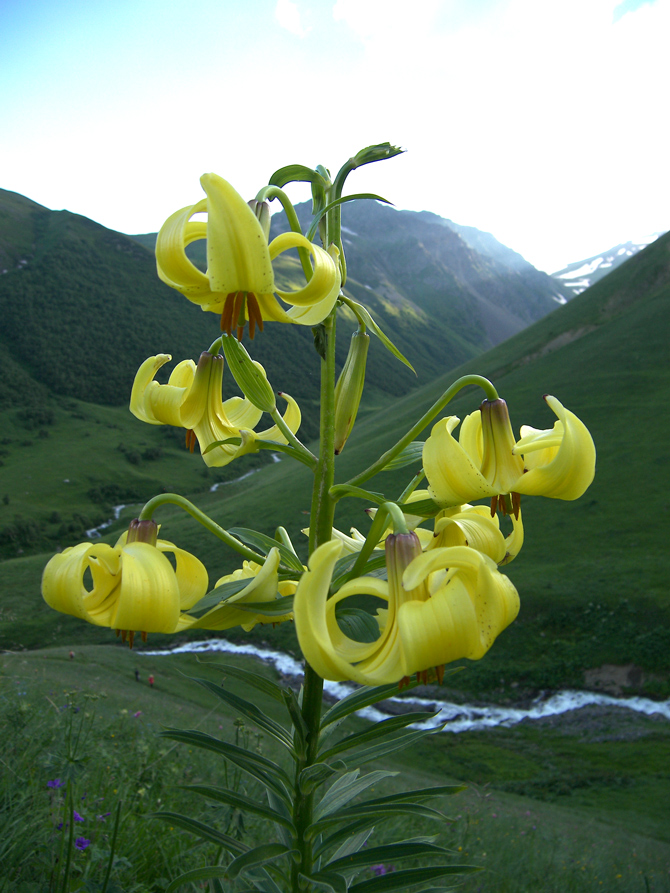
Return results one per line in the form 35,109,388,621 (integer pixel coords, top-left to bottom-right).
120,629,127,643
220,292,237,334
435,664,445,684
233,291,246,341
512,491,521,520
128,630,135,649
247,293,264,340
399,675,411,690
141,631,148,643
490,496,497,518
185,429,197,453
115,629,121,638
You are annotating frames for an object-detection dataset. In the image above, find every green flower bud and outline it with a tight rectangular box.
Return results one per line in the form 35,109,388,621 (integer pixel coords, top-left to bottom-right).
220,334,277,413
247,199,271,241
333,330,370,455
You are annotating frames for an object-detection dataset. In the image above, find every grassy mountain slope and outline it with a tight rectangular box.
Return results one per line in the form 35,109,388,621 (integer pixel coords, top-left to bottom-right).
1,227,668,702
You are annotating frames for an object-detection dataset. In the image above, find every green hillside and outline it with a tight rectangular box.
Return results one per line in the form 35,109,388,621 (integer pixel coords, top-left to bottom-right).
1,224,668,701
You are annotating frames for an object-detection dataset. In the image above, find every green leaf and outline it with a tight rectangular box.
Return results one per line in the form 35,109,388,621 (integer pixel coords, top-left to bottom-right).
349,864,481,892
319,712,439,761
307,801,447,839
348,300,415,372
269,164,327,189
203,661,285,703
186,579,250,618
301,871,348,893
150,811,248,855
363,784,467,807
233,595,295,618
334,606,381,644
192,677,295,751
298,761,346,795
339,726,445,768
306,193,392,241
158,729,293,799
165,867,230,892
282,687,309,757
181,784,296,832
326,827,374,865
329,483,386,505
314,818,383,859
381,442,425,471
331,552,385,590
397,497,441,517
220,335,276,412
227,844,295,880
315,769,397,821
320,679,421,729
327,841,451,874
229,528,305,573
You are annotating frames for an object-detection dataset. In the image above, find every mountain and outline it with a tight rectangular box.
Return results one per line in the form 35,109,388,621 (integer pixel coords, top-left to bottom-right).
551,233,666,297
269,200,565,345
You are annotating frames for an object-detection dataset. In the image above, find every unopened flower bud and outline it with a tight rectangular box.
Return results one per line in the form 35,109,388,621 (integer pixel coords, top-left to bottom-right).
247,200,271,241
220,334,276,413
333,330,370,454
126,519,158,546
479,398,525,496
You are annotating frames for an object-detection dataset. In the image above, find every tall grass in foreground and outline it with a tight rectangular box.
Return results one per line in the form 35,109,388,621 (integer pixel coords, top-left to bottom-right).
1,672,668,892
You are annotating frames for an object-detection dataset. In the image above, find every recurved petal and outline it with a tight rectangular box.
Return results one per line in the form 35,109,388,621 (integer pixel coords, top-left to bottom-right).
130,354,174,424
432,507,506,563
156,200,212,298
294,539,354,682
513,396,596,499
110,543,181,633
42,543,120,624
254,393,301,442
157,539,209,610
270,233,340,308
424,417,496,506
202,174,275,297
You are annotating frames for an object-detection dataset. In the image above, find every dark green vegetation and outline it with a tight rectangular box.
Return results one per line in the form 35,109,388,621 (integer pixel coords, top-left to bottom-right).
2,647,668,892
1,190,669,890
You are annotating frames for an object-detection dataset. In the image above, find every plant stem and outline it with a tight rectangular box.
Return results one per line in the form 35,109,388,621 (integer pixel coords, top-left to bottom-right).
137,493,265,564
292,308,338,889
344,374,499,489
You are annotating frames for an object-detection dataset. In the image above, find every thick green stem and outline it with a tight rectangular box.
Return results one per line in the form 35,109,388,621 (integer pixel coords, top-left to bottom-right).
291,309,338,889
137,493,265,564
345,374,499,490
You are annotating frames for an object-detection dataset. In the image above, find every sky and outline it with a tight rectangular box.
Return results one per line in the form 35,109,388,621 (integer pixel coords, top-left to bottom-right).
1,0,667,273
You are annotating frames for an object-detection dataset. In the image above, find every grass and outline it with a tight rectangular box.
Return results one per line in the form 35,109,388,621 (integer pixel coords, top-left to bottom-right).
2,644,669,892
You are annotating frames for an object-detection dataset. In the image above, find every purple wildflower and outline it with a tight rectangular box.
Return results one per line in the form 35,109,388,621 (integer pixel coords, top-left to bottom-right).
97,812,111,822
73,811,84,822
75,837,91,851
371,865,387,876
133,711,142,718
47,779,65,788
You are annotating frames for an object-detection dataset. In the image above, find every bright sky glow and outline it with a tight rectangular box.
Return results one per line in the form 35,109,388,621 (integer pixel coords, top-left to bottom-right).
1,0,667,272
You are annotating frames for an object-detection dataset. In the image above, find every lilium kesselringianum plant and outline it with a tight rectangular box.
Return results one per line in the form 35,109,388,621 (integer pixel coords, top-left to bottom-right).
41,521,208,645
293,534,519,687
423,395,596,513
130,351,301,467
156,173,341,339
177,548,295,633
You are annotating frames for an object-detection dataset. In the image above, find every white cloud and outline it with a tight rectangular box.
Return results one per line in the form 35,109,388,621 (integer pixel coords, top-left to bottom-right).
275,0,310,37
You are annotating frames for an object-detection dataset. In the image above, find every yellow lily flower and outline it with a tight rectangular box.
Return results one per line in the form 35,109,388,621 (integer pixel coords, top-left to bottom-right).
156,174,341,338
41,520,208,645
130,351,301,467
177,548,295,632
423,395,596,511
293,533,519,687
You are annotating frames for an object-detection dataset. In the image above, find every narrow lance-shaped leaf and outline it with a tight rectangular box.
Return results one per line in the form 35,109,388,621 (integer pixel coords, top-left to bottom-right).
227,844,296,880
230,528,305,573
320,678,422,729
181,784,296,832
158,728,293,799
327,841,452,874
233,595,295,618
348,865,481,893
307,800,448,839
300,871,348,893
338,726,446,769
315,769,397,821
192,677,295,751
319,712,439,761
151,811,249,855
381,441,425,471
203,661,286,703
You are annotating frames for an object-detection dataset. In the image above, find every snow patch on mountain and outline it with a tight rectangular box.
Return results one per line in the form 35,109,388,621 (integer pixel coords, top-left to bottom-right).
552,233,665,297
